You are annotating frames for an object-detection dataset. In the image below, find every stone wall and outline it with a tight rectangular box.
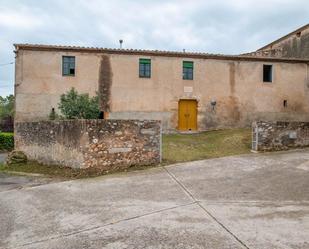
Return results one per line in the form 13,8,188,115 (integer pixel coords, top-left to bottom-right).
15,120,161,169
252,121,309,151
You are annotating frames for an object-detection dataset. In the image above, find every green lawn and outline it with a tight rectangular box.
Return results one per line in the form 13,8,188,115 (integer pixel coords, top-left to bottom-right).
162,128,252,164
0,128,252,178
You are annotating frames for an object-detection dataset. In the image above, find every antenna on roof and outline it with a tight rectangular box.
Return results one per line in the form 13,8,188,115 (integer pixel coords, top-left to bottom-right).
119,39,123,49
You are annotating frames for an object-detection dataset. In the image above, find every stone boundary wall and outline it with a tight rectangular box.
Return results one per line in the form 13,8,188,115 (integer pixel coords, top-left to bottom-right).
15,120,161,169
252,121,309,151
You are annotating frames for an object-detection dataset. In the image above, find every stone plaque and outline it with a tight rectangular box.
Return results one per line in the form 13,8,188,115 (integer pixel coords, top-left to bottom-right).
184,86,193,93
288,131,297,139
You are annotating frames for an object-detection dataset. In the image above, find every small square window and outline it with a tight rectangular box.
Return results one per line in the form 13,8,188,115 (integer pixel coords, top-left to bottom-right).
183,61,193,80
62,56,75,76
263,64,272,82
283,100,288,108
139,58,151,78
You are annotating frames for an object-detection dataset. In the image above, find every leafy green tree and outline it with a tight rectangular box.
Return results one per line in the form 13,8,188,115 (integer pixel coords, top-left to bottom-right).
58,88,100,119
0,94,14,119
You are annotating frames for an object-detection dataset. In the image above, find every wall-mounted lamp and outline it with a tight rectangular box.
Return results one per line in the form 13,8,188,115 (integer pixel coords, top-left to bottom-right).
210,99,217,111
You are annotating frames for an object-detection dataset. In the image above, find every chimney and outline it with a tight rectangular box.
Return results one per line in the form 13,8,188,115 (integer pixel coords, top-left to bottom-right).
119,39,123,49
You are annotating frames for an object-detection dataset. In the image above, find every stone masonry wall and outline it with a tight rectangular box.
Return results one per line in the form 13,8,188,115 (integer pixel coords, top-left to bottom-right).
252,121,309,151
15,120,161,169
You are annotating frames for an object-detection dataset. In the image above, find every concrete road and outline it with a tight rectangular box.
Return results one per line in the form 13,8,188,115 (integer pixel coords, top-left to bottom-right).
1,149,309,249
0,173,59,192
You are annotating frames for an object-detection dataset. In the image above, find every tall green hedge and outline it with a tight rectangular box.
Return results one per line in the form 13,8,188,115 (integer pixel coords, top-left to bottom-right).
0,132,14,151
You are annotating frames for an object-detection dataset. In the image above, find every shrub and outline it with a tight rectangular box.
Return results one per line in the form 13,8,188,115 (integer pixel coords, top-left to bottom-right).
0,132,14,151
58,88,100,119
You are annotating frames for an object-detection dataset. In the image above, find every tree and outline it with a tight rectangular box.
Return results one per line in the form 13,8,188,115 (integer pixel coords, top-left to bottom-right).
0,94,14,119
58,88,100,119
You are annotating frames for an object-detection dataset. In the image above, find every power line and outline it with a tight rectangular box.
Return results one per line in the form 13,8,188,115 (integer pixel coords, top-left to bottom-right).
0,62,14,67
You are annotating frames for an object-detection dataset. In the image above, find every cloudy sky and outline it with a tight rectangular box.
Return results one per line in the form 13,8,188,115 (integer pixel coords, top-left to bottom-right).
0,0,308,96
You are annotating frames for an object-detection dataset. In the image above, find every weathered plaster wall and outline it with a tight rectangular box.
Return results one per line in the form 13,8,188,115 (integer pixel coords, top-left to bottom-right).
15,49,309,132
108,54,309,131
15,120,161,169
252,121,309,151
15,50,100,122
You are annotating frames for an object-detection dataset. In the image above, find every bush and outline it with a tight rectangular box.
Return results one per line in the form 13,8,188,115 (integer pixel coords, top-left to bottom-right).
0,132,14,151
58,88,100,119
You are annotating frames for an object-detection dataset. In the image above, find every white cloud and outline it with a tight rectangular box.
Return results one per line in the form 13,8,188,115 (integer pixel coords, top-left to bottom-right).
0,0,309,96
0,9,43,29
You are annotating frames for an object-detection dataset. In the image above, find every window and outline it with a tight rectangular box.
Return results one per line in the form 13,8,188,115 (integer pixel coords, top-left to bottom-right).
283,100,288,108
139,58,151,78
62,56,75,76
183,61,193,80
99,111,104,119
263,64,272,82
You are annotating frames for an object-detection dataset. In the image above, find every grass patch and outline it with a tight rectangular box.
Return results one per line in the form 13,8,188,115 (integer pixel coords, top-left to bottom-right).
162,128,251,164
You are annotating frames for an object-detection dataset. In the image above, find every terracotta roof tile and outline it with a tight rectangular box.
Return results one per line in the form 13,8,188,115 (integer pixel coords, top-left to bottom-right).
14,43,309,63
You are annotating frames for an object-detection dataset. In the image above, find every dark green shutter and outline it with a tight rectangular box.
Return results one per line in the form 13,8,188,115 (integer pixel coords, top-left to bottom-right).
183,61,193,68
140,58,151,64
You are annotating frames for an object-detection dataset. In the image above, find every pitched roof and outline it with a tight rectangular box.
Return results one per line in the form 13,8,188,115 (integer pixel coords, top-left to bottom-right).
257,23,309,51
14,43,309,63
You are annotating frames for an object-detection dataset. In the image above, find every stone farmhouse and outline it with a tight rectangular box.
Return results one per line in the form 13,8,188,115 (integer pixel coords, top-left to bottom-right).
14,24,309,132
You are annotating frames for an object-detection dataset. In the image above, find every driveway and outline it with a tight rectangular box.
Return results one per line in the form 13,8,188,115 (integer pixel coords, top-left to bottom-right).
0,149,308,249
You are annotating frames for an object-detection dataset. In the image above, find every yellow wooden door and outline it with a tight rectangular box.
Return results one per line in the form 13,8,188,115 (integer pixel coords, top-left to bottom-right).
178,100,197,131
